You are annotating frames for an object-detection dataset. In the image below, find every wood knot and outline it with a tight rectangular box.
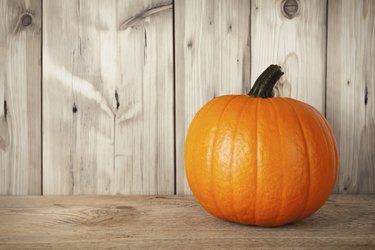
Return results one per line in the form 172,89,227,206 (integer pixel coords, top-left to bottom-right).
281,0,300,19
72,103,78,113
21,13,32,26
228,24,232,32
115,90,120,110
3,101,7,119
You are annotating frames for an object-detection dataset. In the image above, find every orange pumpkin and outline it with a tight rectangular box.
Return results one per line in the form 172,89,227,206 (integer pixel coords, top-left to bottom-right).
185,65,338,227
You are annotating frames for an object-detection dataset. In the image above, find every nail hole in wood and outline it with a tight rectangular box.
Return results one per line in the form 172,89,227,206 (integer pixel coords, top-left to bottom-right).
365,85,368,105
281,0,300,19
21,14,32,26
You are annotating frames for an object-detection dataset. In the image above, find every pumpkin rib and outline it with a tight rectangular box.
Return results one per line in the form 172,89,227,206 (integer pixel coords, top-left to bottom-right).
186,97,226,209
268,99,285,226
210,96,241,219
322,115,338,186
281,98,312,221
314,111,339,185
322,119,339,184
303,104,336,192
253,98,260,225
230,97,258,223
297,103,334,218
228,97,251,221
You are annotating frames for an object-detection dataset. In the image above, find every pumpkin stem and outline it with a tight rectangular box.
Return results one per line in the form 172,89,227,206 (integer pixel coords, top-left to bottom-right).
248,64,284,98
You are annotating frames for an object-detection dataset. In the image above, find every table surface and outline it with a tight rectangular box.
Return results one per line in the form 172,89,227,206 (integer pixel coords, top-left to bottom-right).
0,195,374,249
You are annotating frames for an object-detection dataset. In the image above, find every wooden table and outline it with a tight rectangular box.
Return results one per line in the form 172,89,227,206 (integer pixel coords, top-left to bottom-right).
0,195,374,249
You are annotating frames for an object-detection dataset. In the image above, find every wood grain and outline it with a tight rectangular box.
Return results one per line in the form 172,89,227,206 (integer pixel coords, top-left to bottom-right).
0,195,374,249
43,0,116,194
175,0,251,194
43,0,174,194
114,0,174,194
326,0,375,194
0,0,41,195
1,0,374,195
251,0,327,112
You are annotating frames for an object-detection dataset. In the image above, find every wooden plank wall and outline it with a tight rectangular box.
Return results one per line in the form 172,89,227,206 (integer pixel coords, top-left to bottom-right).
43,0,174,194
0,0,42,195
0,0,374,195
326,0,375,194
251,0,327,112
43,0,115,194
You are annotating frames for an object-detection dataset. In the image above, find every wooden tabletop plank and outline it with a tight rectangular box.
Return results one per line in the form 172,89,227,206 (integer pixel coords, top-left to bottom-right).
0,195,374,249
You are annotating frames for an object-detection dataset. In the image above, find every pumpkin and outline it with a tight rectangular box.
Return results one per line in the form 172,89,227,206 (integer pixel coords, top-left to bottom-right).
185,65,338,227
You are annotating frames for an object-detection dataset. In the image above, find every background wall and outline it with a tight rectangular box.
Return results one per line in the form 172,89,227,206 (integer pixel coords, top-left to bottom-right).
0,0,374,195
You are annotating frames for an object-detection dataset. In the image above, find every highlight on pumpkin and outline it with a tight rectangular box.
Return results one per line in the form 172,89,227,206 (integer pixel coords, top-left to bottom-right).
184,64,338,227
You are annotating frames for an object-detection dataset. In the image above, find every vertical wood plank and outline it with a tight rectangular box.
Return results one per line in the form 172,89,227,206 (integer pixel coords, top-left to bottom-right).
115,0,174,194
43,0,116,194
43,0,174,194
175,0,251,194
327,0,375,194
0,0,41,195
251,0,327,112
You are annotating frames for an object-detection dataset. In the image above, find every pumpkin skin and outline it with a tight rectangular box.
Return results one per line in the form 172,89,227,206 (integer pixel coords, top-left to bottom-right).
184,65,338,227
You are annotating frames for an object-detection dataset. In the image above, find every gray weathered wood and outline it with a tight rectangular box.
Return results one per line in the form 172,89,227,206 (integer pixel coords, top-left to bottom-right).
0,0,41,195
175,0,251,194
43,0,116,194
43,0,174,194
1,0,374,195
0,195,374,249
114,0,174,194
251,0,327,113
327,0,375,194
